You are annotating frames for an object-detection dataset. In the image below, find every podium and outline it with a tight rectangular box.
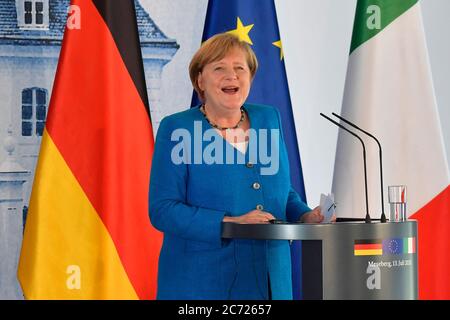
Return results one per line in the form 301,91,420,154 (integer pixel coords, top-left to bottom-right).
222,220,418,300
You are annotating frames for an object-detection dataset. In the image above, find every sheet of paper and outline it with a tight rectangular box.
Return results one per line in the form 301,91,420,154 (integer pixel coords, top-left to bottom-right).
320,193,335,223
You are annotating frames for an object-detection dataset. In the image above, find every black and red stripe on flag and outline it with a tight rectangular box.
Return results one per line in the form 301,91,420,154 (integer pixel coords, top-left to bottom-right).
92,0,150,116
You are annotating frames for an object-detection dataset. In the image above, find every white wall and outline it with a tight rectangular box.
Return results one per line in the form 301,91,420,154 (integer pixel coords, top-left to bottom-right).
275,0,356,206
142,0,450,208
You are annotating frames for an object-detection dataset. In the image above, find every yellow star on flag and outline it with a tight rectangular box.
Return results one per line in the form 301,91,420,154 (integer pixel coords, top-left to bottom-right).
227,17,254,45
272,40,284,60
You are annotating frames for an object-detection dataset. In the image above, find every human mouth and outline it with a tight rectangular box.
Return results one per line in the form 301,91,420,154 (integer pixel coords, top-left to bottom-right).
221,86,239,94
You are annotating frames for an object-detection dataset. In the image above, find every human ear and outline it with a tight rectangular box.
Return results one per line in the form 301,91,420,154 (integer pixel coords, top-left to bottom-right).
197,72,204,91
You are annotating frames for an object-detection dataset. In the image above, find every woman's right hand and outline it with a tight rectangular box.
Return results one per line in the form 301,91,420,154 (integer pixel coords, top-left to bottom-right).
223,210,275,224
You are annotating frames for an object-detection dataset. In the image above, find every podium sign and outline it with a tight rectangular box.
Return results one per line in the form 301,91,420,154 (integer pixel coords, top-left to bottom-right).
222,221,418,299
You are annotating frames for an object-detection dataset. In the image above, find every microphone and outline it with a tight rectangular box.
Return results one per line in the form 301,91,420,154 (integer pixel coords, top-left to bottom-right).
331,113,387,223
320,113,371,223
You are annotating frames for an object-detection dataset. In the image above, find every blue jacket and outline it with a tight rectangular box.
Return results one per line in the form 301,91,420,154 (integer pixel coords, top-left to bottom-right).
149,103,310,299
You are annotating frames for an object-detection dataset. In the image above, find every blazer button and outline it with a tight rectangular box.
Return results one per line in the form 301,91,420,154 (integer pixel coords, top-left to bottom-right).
256,204,264,211
246,162,254,168
252,182,261,190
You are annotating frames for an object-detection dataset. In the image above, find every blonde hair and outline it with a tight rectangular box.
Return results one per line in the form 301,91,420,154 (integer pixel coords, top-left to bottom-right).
189,33,258,101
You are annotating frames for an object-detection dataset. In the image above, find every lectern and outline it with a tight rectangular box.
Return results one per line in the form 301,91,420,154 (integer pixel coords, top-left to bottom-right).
222,220,418,300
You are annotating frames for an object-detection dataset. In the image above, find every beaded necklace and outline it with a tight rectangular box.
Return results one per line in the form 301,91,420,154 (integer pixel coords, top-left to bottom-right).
200,104,245,131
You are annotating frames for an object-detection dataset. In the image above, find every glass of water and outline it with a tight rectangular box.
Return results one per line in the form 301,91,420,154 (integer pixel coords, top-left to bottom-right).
388,185,407,222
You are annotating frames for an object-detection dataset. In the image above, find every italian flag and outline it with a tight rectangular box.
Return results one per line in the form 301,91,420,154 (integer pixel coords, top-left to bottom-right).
333,0,450,299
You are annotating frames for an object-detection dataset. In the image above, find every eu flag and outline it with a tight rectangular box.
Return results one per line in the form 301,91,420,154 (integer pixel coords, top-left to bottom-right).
382,239,404,255
192,0,307,299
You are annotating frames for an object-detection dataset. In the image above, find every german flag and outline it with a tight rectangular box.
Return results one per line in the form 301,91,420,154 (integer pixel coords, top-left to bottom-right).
354,239,383,256
17,0,162,299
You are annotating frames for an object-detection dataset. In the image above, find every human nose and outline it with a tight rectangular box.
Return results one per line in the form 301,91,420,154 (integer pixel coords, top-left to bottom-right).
224,67,238,79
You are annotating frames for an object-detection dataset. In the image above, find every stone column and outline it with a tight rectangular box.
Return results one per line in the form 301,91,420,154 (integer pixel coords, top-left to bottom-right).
0,126,30,299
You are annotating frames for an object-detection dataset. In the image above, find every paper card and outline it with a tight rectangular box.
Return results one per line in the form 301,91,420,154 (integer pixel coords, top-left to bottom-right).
320,193,335,223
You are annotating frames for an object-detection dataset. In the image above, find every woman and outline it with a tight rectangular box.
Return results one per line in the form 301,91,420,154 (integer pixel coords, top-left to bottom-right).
149,33,326,300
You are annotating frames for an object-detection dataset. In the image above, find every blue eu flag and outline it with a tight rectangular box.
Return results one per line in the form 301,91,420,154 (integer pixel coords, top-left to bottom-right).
192,0,307,299
382,239,403,255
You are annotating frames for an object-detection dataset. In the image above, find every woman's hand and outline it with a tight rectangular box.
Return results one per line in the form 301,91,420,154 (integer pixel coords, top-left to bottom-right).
223,210,275,224
300,206,336,223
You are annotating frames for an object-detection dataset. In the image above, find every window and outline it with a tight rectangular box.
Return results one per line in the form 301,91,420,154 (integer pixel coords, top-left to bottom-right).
19,0,49,29
22,88,48,137
35,1,44,25
24,1,32,24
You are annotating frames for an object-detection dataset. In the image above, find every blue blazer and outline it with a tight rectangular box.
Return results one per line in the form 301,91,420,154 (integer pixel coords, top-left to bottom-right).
149,103,310,300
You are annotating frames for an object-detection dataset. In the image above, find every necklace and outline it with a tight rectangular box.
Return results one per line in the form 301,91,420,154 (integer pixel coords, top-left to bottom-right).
200,105,245,131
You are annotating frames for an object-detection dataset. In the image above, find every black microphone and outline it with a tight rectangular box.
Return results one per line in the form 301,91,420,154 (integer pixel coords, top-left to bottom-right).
331,113,387,223
320,113,371,223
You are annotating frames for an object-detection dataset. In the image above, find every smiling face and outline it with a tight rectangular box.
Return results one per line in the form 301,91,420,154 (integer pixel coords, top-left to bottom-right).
197,48,252,114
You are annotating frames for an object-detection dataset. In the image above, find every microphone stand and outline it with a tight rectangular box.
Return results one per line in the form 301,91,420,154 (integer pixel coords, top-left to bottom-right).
320,113,371,223
331,113,387,223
